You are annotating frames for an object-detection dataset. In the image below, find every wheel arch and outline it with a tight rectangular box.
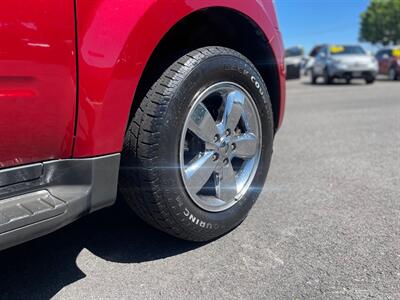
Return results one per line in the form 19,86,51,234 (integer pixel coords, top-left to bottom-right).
129,7,283,134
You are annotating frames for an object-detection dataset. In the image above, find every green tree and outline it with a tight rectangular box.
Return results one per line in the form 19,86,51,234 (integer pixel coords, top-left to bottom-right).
360,0,400,45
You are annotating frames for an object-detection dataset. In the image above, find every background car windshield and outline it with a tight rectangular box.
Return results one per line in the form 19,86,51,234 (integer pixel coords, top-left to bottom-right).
330,46,366,55
285,47,303,57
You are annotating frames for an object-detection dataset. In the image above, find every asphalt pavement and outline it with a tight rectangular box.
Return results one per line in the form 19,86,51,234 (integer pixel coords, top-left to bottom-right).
0,78,399,299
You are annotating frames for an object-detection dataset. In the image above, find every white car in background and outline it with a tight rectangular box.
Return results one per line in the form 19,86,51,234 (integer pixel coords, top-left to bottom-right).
311,44,378,84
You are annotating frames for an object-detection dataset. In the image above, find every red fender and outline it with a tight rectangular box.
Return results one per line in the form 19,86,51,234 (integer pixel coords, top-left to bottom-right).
73,0,285,157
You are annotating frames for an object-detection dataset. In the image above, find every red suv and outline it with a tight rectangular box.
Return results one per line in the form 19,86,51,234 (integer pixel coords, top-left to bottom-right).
0,0,285,250
375,47,400,80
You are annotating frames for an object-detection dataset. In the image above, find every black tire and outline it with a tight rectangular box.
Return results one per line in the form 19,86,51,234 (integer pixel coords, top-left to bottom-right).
311,69,317,84
365,77,375,84
119,47,274,242
323,68,333,84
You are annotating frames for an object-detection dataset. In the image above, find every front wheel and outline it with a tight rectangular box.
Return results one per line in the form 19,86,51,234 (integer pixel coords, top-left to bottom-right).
120,47,274,242
323,69,333,84
365,77,375,84
311,69,317,84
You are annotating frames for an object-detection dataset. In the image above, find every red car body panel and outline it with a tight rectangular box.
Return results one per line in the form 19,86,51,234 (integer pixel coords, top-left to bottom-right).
0,0,77,168
0,0,285,167
73,0,285,157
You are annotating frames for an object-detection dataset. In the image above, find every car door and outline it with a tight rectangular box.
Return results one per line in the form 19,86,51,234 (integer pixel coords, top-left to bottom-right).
0,0,76,168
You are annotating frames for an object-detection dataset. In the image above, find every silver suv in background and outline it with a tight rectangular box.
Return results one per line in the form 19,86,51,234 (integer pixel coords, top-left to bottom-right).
311,45,378,84
303,44,325,76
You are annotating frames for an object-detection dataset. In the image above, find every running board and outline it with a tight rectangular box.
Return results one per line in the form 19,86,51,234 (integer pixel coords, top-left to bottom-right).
0,154,120,251
0,190,66,234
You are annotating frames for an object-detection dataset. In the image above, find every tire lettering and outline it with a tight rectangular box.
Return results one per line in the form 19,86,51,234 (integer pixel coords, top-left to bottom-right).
189,214,196,222
183,208,214,229
251,76,264,96
225,64,265,96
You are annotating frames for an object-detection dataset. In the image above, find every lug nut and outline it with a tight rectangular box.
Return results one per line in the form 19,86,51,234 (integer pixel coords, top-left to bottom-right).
223,158,229,165
212,153,219,161
225,129,231,136
231,143,236,151
235,129,242,135
214,134,220,142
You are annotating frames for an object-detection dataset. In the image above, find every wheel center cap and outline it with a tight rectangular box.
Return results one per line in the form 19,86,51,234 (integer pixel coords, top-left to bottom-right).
219,141,229,155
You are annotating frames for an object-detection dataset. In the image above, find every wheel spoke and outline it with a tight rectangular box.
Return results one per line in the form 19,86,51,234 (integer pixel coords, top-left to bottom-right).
232,133,258,159
222,90,245,132
187,103,218,143
215,161,237,202
184,151,217,194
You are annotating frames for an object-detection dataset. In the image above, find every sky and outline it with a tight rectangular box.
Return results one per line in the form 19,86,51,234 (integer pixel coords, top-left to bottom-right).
275,0,372,54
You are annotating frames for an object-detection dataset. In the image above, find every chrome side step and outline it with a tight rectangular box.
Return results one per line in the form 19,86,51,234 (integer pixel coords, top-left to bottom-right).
0,190,66,234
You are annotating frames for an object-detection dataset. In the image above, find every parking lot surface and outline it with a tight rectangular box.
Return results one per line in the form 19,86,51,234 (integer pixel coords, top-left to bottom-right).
0,79,399,299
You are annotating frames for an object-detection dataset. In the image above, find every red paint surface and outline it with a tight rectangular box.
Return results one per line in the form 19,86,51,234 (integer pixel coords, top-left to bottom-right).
0,0,76,168
73,0,285,157
0,0,285,168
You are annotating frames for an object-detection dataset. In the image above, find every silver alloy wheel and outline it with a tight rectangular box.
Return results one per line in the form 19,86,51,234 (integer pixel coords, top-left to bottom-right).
180,82,262,212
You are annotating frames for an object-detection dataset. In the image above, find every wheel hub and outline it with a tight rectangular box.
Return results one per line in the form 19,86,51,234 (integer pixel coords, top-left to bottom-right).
218,139,230,156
